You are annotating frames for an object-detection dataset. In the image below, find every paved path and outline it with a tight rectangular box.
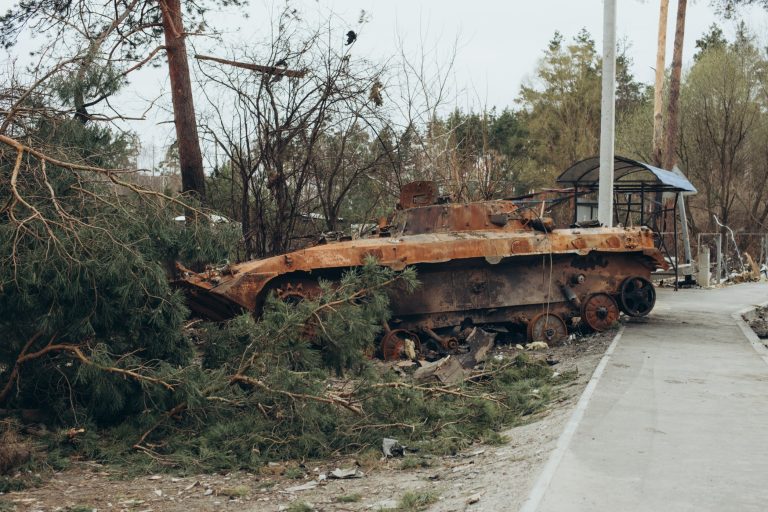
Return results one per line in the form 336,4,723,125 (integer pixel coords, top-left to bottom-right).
526,283,768,512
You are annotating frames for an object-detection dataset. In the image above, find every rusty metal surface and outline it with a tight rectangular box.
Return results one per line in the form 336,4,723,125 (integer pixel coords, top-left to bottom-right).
581,293,620,332
176,183,669,342
398,181,439,209
528,313,568,345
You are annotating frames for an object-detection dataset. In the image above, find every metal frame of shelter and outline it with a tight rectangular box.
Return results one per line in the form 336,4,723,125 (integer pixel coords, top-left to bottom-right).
556,155,697,286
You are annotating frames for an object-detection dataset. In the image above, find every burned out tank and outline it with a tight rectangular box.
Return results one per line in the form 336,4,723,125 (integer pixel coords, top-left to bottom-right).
177,181,666,358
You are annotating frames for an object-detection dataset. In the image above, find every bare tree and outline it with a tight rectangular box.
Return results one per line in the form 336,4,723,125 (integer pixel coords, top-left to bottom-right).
198,10,387,257
679,44,761,232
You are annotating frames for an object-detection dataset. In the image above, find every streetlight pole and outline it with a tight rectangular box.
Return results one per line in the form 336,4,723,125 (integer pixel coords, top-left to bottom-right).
598,0,617,227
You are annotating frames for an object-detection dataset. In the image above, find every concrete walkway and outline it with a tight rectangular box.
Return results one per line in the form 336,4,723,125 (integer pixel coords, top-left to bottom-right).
527,283,768,512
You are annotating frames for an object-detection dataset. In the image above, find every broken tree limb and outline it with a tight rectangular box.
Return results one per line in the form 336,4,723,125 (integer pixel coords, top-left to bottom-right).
0,134,206,218
133,402,188,452
0,331,44,404
0,337,175,405
195,54,307,78
229,374,364,415
371,381,505,407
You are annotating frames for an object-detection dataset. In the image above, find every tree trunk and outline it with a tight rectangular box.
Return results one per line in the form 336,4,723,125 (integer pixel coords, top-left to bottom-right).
662,0,687,171
160,0,206,203
652,0,669,167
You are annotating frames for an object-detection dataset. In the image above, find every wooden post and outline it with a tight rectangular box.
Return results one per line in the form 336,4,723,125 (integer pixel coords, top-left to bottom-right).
763,235,768,280
716,234,723,284
698,246,710,287
764,235,768,267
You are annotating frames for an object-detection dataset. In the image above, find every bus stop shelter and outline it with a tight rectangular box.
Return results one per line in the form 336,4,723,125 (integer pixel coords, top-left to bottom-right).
557,155,697,284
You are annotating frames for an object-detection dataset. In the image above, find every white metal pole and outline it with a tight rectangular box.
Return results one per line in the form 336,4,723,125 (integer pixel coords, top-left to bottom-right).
598,0,617,227
678,193,692,263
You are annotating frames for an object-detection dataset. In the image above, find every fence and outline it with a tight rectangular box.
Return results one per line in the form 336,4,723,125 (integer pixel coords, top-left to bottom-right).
696,232,768,283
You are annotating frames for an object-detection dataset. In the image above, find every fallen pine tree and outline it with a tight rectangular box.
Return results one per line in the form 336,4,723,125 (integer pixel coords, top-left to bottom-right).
0,131,564,485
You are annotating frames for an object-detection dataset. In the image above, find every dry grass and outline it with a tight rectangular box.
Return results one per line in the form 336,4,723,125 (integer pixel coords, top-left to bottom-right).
0,420,32,474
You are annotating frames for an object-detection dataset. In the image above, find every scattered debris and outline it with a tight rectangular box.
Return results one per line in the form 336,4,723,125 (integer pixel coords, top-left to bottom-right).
451,462,475,473
467,492,483,504
118,499,145,506
414,356,465,384
0,326,617,512
382,438,405,458
283,481,319,493
65,427,86,439
329,468,364,479
459,328,496,368
746,253,761,280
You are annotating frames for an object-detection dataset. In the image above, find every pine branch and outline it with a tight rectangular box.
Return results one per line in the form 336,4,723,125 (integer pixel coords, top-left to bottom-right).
0,338,175,406
0,133,206,217
229,374,364,415
371,381,506,406
0,331,44,404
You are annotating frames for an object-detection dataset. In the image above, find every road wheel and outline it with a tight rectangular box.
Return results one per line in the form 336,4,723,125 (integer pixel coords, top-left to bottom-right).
527,312,568,345
619,276,656,317
380,329,421,361
581,293,620,332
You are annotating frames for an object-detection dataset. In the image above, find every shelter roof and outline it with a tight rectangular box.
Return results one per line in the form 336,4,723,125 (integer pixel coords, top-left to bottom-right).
556,155,697,194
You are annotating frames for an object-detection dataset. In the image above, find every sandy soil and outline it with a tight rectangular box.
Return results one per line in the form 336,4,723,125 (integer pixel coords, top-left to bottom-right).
1,329,617,512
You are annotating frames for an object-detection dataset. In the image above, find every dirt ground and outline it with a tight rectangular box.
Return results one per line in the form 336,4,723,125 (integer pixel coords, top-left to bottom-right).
0,329,617,512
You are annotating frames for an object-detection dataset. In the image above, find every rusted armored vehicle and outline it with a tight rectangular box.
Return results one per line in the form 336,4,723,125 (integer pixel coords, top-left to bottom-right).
178,181,666,358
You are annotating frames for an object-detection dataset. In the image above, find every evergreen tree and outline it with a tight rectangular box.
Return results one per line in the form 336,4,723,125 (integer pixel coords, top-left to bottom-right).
694,23,728,61
0,84,237,422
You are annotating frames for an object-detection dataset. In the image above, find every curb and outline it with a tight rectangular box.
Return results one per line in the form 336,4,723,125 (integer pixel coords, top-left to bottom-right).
732,301,768,368
518,325,625,512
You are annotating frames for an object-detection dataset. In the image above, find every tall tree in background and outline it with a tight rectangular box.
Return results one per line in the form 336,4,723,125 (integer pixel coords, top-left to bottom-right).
424,108,528,200
679,30,767,232
518,30,601,179
694,23,727,60
715,0,768,14
662,0,688,170
517,29,645,188
160,0,207,202
652,0,669,167
0,0,239,202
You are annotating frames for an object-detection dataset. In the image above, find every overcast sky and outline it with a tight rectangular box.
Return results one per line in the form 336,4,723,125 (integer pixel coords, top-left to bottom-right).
305,0,768,107
6,0,768,167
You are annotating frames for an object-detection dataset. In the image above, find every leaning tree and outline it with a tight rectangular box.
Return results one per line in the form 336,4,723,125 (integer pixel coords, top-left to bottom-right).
0,0,244,202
